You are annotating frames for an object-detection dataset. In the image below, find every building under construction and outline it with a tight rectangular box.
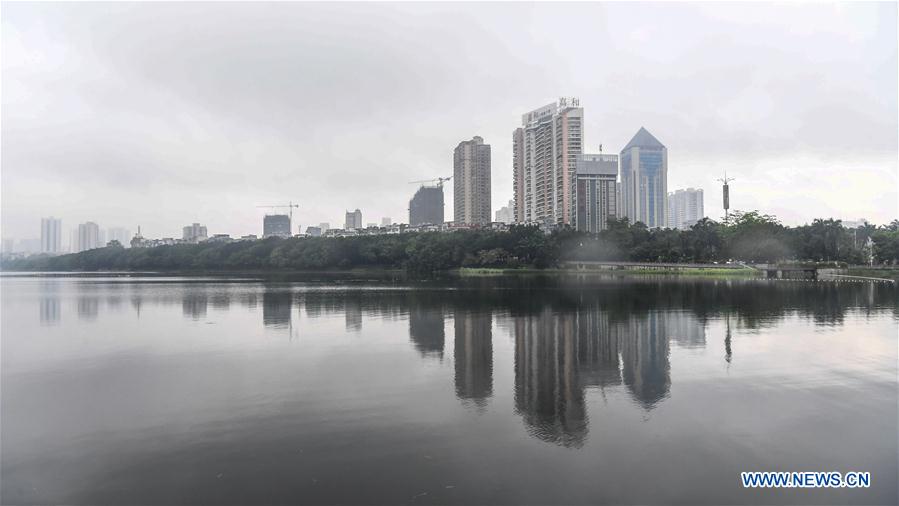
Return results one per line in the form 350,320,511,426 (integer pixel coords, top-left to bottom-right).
263,214,291,238
409,186,444,226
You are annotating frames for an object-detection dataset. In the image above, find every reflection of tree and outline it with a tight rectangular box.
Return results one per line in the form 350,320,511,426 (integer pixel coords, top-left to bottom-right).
284,276,893,335
409,307,445,359
303,294,323,319
262,290,292,328
454,310,493,408
210,292,231,311
239,292,258,310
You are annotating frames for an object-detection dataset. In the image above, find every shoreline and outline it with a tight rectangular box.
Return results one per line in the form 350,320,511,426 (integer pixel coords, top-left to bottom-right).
3,266,897,282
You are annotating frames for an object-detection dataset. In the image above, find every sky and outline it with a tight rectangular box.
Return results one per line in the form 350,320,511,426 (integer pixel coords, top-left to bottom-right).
2,2,897,243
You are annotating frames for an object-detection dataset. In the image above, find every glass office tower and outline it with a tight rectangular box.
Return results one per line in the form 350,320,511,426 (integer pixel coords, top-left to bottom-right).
620,127,667,229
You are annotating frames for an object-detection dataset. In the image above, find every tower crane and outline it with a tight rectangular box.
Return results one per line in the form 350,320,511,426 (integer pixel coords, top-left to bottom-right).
408,176,452,188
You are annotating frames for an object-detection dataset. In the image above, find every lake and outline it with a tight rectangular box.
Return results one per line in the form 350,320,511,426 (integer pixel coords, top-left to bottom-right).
1,273,896,505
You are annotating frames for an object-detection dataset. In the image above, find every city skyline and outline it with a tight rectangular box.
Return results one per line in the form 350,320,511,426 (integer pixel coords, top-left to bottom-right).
2,2,896,241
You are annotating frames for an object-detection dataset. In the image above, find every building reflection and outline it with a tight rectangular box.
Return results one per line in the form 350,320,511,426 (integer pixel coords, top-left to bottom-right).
511,307,697,447
345,299,362,332
182,293,208,320
668,311,706,349
40,296,61,325
262,290,292,328
576,310,622,389
513,309,587,447
454,311,493,408
619,312,671,410
409,307,445,359
77,296,100,321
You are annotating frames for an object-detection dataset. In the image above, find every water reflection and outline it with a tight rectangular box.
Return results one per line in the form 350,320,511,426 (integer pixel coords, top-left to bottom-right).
77,296,99,321
39,297,61,325
32,276,897,450
4,275,895,506
511,306,701,446
454,310,493,408
514,309,588,447
619,312,671,410
182,293,208,320
409,306,445,359
345,301,362,332
575,310,621,389
262,290,292,328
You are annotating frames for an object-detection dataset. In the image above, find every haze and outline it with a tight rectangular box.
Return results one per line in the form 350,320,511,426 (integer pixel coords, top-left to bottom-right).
2,2,897,241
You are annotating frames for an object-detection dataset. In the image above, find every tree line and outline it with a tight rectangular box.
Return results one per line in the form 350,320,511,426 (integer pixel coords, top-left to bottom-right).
4,211,899,272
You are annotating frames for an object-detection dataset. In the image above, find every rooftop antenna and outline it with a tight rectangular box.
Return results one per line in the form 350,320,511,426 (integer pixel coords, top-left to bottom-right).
717,171,736,223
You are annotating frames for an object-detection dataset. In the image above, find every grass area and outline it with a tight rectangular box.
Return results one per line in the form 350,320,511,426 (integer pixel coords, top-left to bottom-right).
609,267,760,277
458,266,761,278
844,268,899,281
456,267,557,276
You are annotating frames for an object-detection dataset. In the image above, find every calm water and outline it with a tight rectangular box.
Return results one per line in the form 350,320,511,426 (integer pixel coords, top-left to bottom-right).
1,274,897,505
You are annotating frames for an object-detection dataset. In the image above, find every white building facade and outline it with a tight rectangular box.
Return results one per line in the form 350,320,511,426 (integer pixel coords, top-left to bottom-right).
667,188,704,230
41,217,63,254
182,223,208,243
513,98,583,226
76,222,101,252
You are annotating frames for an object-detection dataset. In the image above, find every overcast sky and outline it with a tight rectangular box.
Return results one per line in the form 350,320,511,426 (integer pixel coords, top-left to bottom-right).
2,2,897,241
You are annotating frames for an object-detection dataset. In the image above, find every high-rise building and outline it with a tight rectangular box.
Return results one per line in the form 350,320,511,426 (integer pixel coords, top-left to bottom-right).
409,185,444,226
453,136,491,225
263,215,291,238
667,188,704,230
41,217,63,254
182,223,208,243
513,98,583,226
494,199,514,224
344,209,362,230
512,128,525,223
572,154,619,232
306,226,323,237
76,222,101,252
620,127,667,229
107,227,131,247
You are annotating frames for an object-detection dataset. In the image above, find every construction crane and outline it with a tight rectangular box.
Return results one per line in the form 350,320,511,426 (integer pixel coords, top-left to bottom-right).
256,202,300,233
409,176,452,188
